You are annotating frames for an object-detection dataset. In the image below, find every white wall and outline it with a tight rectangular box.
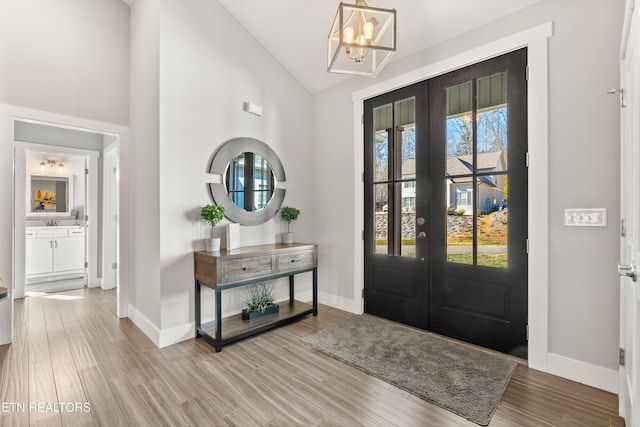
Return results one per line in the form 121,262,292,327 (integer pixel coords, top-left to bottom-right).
0,0,130,343
129,0,161,333
311,0,623,387
128,0,313,345
0,0,130,126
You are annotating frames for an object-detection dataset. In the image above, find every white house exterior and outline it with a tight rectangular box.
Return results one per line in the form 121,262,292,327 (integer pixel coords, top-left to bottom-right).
447,151,507,215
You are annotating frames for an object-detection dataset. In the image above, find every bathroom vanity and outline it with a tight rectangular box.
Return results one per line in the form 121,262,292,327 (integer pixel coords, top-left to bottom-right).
25,226,85,279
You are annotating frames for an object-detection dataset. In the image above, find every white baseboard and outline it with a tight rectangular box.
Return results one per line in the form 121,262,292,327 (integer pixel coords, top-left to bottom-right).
318,292,359,314
159,322,193,348
547,352,619,394
128,304,160,347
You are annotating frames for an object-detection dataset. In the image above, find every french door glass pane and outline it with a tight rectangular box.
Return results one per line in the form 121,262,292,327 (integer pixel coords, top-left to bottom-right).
476,72,508,269
374,183,390,255
446,181,473,264
477,173,508,268
374,104,392,182
444,72,510,268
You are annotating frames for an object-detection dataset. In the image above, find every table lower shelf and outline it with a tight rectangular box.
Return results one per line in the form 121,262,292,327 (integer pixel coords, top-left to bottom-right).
197,300,315,350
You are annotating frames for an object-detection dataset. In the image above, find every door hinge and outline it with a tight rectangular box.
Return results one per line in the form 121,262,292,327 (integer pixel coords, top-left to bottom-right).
112,262,118,269
620,348,625,366
526,66,529,81
526,324,529,341
526,238,530,254
621,218,627,237
85,215,89,221
84,261,88,268
85,168,89,175
525,152,530,167
361,114,364,124
362,288,365,298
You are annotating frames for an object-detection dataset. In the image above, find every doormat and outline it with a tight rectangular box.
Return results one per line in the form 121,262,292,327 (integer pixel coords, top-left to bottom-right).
302,315,517,425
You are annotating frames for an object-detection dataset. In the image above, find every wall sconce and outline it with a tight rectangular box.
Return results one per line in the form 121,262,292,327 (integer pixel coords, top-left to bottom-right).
328,0,396,76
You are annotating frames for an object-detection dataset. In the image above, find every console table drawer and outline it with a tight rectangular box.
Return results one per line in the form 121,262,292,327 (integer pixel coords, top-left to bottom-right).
221,255,274,282
278,250,315,273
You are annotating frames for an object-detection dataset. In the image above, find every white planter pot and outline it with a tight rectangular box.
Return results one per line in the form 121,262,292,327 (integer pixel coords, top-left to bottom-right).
282,232,294,244
205,237,221,252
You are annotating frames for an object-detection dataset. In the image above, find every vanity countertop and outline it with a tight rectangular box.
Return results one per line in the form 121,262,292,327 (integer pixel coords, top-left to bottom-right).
26,225,84,230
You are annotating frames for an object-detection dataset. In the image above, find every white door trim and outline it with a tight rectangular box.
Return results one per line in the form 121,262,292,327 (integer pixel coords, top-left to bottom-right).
1,104,130,319
351,22,553,372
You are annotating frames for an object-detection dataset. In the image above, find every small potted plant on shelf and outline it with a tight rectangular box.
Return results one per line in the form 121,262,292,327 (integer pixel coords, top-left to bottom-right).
280,206,300,244
242,282,279,320
201,204,225,252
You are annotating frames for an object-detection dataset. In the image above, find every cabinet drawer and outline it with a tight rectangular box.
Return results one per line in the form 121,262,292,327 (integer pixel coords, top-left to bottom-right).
278,250,315,273
68,229,85,237
25,230,37,239
37,228,68,238
220,256,274,283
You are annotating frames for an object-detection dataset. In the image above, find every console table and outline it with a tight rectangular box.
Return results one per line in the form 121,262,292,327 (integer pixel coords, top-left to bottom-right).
194,242,318,352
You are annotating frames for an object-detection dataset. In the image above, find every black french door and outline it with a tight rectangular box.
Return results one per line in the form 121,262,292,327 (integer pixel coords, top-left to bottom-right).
363,49,528,356
364,81,430,330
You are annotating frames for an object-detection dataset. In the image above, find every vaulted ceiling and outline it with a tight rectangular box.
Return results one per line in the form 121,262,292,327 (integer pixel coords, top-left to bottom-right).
121,0,545,93
216,0,545,93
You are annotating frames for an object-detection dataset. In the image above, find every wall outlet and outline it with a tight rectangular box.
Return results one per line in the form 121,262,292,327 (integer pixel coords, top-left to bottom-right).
564,208,607,227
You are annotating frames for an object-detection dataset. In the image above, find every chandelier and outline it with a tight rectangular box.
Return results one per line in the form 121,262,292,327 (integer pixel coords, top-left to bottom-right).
328,0,396,76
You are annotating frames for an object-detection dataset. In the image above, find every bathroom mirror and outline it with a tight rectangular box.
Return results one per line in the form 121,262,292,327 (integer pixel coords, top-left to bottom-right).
28,175,72,215
208,137,285,226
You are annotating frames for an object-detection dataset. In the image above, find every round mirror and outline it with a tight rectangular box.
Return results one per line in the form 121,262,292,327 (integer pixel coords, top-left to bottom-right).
225,152,275,212
208,138,286,226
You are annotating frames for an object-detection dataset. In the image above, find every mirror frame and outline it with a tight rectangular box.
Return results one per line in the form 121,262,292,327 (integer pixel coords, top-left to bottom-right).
27,174,73,217
208,137,286,226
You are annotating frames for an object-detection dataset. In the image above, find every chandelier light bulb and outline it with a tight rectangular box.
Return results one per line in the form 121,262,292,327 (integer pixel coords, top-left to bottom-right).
344,26,354,44
364,21,373,42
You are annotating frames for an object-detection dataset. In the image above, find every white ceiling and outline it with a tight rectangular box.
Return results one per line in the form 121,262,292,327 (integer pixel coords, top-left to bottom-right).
216,0,544,94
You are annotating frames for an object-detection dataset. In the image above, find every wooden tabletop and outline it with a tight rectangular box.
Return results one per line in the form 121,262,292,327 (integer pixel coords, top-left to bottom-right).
0,287,7,300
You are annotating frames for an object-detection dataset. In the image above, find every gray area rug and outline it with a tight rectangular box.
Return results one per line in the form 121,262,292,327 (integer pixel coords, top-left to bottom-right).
302,315,517,425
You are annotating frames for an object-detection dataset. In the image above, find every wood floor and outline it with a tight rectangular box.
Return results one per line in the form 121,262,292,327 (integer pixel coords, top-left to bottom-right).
0,288,625,426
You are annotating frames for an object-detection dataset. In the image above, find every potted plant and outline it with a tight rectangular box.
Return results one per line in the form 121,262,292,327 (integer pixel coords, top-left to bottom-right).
280,206,300,244
242,282,279,320
201,204,225,252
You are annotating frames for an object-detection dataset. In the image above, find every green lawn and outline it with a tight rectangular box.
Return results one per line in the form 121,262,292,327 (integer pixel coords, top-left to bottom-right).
447,253,508,268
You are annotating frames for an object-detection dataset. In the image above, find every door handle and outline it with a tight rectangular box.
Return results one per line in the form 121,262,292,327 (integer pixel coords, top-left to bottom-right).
618,261,637,282
417,231,427,239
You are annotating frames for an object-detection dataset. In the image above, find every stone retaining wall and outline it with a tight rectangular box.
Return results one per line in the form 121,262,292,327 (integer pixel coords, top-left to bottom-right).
375,213,473,240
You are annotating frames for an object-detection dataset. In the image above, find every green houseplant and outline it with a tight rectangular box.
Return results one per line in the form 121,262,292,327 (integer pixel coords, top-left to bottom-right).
242,282,279,320
201,204,225,251
280,206,300,244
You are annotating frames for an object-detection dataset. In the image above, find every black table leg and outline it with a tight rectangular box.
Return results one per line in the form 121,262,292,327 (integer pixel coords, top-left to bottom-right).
215,288,222,352
195,280,201,337
312,267,318,316
289,275,294,305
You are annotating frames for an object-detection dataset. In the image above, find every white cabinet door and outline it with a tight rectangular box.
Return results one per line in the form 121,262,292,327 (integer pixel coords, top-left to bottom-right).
54,236,85,272
25,238,53,275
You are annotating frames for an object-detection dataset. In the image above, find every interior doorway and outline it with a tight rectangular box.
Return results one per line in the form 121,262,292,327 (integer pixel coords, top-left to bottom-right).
13,119,121,303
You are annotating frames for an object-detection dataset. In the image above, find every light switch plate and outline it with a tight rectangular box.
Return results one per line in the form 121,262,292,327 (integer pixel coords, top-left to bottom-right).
564,208,607,227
